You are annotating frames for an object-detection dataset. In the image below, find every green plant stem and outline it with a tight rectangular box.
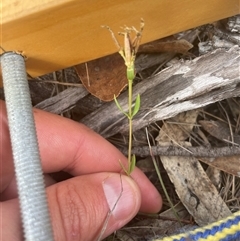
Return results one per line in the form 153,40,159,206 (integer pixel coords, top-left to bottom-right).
128,78,133,174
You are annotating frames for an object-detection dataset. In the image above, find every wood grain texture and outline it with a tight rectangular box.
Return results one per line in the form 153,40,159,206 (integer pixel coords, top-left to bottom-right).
1,0,239,80
81,46,240,138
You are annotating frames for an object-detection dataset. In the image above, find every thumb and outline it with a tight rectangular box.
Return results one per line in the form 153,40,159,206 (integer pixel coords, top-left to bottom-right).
48,173,141,241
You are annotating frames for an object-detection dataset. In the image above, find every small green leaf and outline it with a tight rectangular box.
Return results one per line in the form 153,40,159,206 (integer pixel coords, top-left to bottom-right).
129,155,136,174
132,94,141,118
114,95,129,118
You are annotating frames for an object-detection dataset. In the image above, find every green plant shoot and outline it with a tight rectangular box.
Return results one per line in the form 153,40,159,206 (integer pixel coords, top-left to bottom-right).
102,19,144,176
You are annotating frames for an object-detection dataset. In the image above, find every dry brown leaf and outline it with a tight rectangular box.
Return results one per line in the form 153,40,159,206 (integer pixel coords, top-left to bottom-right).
159,154,231,226
75,53,127,101
139,38,193,54
75,37,193,102
200,120,231,142
156,110,231,225
205,166,221,189
198,121,240,177
156,110,199,143
200,156,240,177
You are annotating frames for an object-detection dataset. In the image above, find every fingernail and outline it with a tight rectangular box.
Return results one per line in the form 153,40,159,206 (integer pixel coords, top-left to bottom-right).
102,174,139,220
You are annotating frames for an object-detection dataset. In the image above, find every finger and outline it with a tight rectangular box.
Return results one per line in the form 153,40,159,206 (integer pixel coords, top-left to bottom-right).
0,102,14,193
1,199,23,241
2,173,141,241
0,174,56,201
0,100,161,213
34,107,128,174
49,173,141,240
33,107,162,213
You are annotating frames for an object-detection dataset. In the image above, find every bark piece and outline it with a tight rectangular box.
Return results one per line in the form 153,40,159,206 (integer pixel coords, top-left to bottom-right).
35,86,88,114
81,46,240,138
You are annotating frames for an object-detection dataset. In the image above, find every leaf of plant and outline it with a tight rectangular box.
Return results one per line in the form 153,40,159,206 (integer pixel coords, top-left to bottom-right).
129,155,136,174
114,95,129,118
132,94,141,118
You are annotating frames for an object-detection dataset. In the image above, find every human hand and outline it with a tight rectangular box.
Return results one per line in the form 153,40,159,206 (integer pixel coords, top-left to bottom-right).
0,100,162,241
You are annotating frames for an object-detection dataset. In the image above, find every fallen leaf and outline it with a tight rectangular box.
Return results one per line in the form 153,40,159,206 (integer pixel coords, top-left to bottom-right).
199,119,240,176
139,38,193,54
156,110,199,143
156,111,231,225
75,53,127,101
199,120,240,144
200,155,240,177
75,37,193,102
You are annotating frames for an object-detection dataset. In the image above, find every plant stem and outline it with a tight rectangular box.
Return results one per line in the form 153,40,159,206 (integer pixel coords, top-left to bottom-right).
128,78,133,174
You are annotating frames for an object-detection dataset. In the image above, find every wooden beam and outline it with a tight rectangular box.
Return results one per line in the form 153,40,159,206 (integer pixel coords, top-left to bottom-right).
1,0,239,79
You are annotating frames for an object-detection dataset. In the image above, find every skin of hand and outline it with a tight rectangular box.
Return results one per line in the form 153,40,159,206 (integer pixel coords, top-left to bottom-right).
0,100,162,241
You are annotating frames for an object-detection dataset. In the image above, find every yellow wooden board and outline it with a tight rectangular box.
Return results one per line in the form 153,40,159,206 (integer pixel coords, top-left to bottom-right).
1,0,240,79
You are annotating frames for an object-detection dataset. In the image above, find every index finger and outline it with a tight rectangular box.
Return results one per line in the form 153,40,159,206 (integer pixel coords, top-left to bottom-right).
34,108,162,213
34,107,125,175
1,101,162,213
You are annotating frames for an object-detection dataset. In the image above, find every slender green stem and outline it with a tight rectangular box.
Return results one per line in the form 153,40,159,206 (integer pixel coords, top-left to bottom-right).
128,79,133,117
128,78,133,174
